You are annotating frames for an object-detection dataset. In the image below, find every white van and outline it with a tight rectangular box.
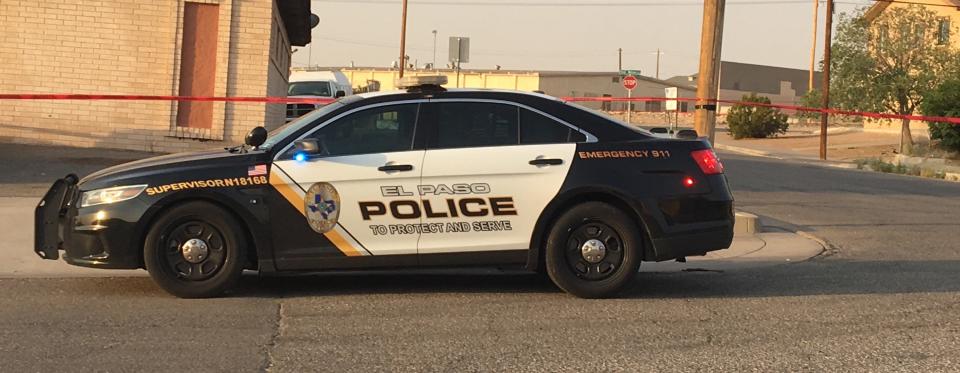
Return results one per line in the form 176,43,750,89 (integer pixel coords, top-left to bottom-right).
286,70,353,121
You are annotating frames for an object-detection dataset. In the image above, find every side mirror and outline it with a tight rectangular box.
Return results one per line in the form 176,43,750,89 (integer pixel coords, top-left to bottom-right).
335,90,346,98
245,126,268,148
294,139,321,155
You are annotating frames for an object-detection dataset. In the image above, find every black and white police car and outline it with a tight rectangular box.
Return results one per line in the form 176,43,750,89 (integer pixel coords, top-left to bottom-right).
35,76,734,299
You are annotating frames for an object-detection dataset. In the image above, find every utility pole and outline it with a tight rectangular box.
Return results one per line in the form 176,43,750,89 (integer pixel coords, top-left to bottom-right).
398,0,409,78
809,0,819,92
819,0,834,160
618,48,623,71
654,48,663,79
432,30,438,69
694,0,725,143
711,0,725,130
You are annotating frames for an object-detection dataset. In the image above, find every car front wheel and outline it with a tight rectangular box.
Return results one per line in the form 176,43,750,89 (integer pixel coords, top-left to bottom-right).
545,202,643,298
143,201,246,298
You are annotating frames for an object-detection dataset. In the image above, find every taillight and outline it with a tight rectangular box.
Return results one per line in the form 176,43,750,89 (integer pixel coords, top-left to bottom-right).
691,149,724,175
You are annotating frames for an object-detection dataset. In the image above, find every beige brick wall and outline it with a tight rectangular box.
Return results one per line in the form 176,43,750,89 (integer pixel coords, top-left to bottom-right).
264,0,290,131
0,0,290,153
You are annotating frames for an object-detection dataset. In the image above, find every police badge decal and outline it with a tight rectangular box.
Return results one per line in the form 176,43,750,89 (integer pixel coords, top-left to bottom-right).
304,182,340,234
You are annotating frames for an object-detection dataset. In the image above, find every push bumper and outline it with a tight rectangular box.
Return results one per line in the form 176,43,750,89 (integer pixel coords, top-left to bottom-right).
34,176,143,269
34,174,80,260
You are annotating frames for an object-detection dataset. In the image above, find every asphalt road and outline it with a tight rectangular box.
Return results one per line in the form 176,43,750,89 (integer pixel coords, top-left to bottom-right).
1,147,959,372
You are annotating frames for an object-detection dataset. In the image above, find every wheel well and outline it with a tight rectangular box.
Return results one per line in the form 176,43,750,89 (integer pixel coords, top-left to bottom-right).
136,197,259,270
528,192,653,271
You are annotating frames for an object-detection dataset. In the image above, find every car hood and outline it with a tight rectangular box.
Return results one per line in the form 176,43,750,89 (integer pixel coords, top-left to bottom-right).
79,149,264,190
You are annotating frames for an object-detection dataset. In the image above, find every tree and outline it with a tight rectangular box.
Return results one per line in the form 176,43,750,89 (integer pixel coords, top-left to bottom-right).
830,5,959,154
798,89,822,120
920,79,960,152
727,93,789,139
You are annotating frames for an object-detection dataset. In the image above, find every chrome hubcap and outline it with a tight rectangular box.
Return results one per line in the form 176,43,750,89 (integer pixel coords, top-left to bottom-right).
181,238,209,264
581,239,607,263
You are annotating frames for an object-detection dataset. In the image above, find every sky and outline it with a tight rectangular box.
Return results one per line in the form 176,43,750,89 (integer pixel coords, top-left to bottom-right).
293,0,876,80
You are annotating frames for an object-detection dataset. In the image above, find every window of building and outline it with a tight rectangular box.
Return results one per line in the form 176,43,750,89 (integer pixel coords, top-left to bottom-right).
297,104,419,157
644,101,662,112
432,102,519,149
938,19,951,45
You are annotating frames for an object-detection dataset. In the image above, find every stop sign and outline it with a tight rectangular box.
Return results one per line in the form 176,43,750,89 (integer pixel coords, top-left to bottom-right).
622,75,638,91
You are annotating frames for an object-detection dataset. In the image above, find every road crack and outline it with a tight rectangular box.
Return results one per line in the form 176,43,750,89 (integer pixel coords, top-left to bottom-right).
261,301,285,372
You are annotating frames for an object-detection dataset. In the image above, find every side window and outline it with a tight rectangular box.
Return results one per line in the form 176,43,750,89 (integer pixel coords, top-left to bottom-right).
520,108,586,144
432,102,519,149
295,104,419,157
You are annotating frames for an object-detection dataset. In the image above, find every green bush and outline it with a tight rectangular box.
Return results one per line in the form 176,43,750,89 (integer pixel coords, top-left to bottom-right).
727,93,789,139
798,89,822,120
920,79,960,152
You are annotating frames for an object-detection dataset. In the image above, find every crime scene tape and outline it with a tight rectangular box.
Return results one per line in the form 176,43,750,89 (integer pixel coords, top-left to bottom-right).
560,96,960,125
0,94,336,104
1,93,958,125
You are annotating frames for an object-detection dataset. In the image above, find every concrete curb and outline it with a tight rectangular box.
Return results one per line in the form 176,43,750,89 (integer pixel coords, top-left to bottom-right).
794,230,839,259
714,143,777,158
734,211,759,236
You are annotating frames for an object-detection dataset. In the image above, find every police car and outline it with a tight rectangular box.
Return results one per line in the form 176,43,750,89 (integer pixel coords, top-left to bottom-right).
34,76,734,299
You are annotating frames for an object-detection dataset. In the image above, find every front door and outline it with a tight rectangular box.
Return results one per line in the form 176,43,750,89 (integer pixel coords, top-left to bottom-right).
269,103,425,269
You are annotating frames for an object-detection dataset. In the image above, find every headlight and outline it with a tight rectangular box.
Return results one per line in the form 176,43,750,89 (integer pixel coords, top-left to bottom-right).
79,185,148,207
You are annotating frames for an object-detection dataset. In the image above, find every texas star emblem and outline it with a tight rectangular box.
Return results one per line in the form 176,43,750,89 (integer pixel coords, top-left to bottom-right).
304,182,340,234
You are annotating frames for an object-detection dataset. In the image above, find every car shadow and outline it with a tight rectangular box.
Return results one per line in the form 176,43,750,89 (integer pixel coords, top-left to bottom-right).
229,259,960,300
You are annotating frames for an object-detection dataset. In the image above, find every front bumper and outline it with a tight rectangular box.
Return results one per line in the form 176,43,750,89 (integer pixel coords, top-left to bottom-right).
34,176,143,269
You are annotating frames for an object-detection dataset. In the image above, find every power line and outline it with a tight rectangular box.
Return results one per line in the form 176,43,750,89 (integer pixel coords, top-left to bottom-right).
314,0,960,8
316,0,840,6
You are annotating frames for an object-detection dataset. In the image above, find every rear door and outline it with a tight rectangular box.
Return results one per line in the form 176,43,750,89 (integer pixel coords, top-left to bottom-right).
416,99,586,257
269,102,425,269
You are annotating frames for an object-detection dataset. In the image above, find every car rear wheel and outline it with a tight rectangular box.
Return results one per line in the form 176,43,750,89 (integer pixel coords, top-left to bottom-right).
545,202,642,298
144,201,246,298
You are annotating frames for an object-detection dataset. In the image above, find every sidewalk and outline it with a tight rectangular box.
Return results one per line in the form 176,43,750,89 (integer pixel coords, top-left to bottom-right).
0,197,144,277
644,228,824,272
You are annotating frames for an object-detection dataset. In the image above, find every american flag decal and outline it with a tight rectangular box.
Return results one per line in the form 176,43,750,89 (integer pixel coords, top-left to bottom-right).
248,164,267,176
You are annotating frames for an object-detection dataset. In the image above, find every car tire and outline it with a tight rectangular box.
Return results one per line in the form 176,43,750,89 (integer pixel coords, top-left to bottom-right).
545,202,642,299
143,201,246,298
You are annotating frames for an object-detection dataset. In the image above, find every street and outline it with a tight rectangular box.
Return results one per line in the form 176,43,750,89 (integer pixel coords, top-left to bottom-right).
1,151,958,372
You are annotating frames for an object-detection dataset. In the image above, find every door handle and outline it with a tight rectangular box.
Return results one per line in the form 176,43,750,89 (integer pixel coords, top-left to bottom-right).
529,158,563,166
378,164,414,172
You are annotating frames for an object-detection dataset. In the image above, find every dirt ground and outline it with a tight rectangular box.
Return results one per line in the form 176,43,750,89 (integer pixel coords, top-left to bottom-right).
713,126,904,162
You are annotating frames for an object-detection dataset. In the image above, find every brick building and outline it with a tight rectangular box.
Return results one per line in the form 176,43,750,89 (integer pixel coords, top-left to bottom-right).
0,0,311,152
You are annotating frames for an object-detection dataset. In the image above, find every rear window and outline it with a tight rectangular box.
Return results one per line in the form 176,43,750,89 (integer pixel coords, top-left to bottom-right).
565,102,653,136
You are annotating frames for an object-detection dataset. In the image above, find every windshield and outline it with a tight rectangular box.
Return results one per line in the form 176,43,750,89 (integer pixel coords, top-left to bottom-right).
288,81,333,97
261,101,345,149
